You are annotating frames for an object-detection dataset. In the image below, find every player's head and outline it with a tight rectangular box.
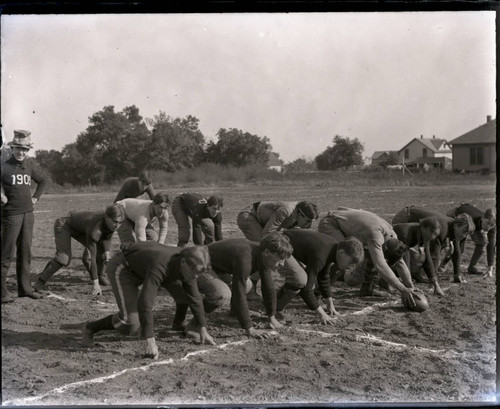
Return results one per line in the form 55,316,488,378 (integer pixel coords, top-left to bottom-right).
335,236,365,272
296,201,319,228
9,130,33,162
382,238,408,266
260,231,294,270
482,208,496,231
138,171,151,185
452,213,475,241
420,216,441,242
179,245,211,277
206,195,223,218
104,204,125,231
151,192,170,218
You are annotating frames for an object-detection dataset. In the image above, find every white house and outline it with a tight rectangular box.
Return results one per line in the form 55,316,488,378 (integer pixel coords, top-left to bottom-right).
398,135,452,170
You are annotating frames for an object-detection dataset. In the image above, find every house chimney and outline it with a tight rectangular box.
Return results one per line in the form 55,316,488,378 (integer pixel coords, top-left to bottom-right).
433,135,435,139
487,115,492,122
420,134,423,139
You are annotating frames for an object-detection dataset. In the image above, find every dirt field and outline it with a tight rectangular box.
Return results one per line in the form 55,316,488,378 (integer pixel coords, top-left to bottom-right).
1,182,497,405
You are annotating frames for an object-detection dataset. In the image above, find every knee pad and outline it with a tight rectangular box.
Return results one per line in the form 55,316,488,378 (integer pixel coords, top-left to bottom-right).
112,314,140,336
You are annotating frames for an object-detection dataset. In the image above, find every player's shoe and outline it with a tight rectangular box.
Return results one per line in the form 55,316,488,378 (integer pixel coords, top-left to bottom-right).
98,275,110,286
1,293,15,304
82,324,95,346
34,277,50,295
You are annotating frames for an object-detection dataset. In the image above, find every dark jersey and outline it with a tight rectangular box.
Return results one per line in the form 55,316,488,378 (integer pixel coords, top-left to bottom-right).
1,156,46,215
114,177,154,203
207,239,275,330
122,241,206,339
179,193,223,244
67,211,115,280
452,204,484,232
283,230,338,310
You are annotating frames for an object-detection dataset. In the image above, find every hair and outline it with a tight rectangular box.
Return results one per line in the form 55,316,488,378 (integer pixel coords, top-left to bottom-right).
420,216,441,233
260,231,294,260
484,208,496,221
454,213,475,234
105,203,125,220
138,171,151,185
180,246,211,274
383,238,408,266
337,236,365,264
152,192,170,206
207,195,224,208
297,201,319,220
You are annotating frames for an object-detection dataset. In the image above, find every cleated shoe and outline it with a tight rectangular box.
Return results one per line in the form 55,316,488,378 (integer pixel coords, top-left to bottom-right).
98,275,110,286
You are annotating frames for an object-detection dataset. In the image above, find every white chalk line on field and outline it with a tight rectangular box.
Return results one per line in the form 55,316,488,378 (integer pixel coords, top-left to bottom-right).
46,293,78,302
2,340,250,406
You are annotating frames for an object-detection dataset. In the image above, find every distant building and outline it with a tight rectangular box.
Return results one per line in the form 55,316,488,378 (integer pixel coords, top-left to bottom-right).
267,151,284,172
448,116,496,173
398,135,452,170
371,151,398,166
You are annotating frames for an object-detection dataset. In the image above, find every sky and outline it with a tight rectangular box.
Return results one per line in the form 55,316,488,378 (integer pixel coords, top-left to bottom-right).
1,12,496,163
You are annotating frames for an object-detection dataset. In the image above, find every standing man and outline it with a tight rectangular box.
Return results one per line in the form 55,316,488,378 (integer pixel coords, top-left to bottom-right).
237,200,318,295
278,230,365,324
206,232,295,338
171,193,224,247
392,206,475,283
34,204,125,296
446,204,496,277
113,171,155,203
83,242,230,359
318,207,416,309
392,217,446,295
1,130,46,303
116,193,170,245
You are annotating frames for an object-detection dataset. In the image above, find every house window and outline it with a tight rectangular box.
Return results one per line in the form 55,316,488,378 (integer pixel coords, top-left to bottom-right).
470,146,484,165
404,149,409,159
422,148,427,157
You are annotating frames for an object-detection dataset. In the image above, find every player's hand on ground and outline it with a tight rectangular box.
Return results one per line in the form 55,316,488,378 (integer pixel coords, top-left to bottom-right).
247,327,275,339
145,338,159,360
199,327,216,346
483,267,494,278
268,316,284,330
400,287,416,309
317,308,336,325
92,281,102,296
433,283,446,297
326,298,340,316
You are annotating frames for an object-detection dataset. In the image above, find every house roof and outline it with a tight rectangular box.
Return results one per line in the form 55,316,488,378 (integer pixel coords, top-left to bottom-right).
398,138,450,153
371,150,397,159
267,152,283,167
449,118,496,145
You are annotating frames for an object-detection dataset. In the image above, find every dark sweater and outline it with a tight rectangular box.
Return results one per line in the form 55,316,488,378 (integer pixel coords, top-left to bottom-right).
67,211,115,280
179,193,223,244
1,157,46,215
122,241,206,339
207,239,276,330
114,177,154,203
283,230,337,310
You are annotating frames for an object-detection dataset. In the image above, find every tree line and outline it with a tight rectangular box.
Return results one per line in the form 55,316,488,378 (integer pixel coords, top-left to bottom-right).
33,105,365,186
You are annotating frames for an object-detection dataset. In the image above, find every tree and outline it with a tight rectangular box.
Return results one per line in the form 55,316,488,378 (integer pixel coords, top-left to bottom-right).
205,128,272,167
379,151,399,167
75,105,151,183
315,135,364,170
285,157,317,173
34,149,65,185
145,113,205,172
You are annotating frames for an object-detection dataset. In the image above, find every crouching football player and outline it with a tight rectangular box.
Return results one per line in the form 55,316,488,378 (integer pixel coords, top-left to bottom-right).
318,207,416,309
277,229,365,324
35,204,125,296
392,217,445,295
392,206,474,283
82,241,230,359
446,204,496,277
206,232,295,339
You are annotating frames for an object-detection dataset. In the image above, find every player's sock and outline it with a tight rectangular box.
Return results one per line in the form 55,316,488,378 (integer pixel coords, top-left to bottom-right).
39,260,63,282
87,314,114,332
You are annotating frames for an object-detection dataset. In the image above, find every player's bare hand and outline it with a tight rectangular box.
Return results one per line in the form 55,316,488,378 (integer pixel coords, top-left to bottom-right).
433,284,446,297
31,197,38,205
0,193,7,205
199,327,216,346
400,287,416,309
326,299,340,316
145,338,159,360
247,327,275,339
92,283,102,296
269,316,284,330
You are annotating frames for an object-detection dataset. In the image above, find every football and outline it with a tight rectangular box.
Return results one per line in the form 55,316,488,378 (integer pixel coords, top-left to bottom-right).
407,291,430,312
